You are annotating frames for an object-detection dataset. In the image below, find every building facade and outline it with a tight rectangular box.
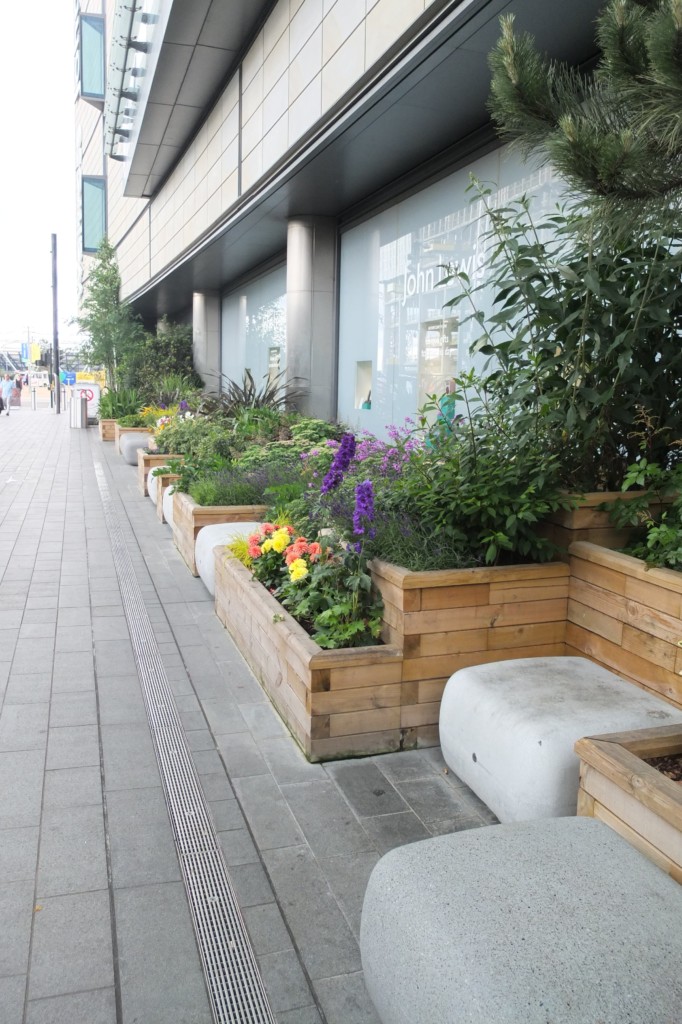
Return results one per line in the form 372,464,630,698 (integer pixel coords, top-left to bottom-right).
75,0,602,432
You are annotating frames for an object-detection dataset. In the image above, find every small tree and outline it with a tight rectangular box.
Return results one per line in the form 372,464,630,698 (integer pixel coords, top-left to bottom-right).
75,238,143,387
488,0,682,230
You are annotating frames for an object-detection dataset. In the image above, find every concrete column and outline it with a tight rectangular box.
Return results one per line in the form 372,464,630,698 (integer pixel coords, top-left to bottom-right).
192,292,221,393
286,218,338,420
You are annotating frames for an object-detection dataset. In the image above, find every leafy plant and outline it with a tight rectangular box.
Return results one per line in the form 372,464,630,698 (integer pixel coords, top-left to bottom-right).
440,187,682,491
73,238,144,387
98,387,141,420
115,413,147,427
197,369,308,417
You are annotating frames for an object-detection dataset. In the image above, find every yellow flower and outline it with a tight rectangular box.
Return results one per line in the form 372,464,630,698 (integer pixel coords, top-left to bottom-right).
261,538,273,553
271,529,291,553
288,558,308,581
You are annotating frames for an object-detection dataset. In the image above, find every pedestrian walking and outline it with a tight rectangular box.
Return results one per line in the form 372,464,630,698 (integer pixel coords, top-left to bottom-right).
1,373,15,415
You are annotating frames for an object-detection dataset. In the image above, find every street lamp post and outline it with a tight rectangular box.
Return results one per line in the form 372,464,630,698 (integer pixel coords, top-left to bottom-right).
51,234,61,415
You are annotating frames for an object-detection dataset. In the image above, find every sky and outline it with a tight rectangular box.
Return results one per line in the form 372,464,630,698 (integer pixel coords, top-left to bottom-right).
0,0,81,352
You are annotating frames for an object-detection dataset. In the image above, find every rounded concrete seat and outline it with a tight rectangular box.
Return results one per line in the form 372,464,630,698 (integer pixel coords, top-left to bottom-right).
195,522,262,596
119,432,152,465
439,656,682,822
147,469,159,505
162,485,176,527
360,817,682,1024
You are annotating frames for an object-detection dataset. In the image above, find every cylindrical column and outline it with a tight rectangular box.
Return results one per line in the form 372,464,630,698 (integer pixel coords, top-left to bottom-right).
31,387,37,410
286,218,338,420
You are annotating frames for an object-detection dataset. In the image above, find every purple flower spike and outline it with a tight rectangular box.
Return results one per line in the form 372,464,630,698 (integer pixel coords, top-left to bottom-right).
321,433,356,494
353,479,376,539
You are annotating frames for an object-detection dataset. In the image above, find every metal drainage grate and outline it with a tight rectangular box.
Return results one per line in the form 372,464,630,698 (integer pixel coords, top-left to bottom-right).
94,462,276,1024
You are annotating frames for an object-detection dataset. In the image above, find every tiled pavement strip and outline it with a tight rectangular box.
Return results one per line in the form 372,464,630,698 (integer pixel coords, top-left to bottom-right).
0,400,496,1024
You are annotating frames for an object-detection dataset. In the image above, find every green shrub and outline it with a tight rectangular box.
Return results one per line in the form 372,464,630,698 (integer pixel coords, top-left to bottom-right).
98,388,141,420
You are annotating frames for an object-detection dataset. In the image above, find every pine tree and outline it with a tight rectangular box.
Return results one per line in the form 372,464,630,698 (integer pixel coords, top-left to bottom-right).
75,238,143,387
488,0,682,229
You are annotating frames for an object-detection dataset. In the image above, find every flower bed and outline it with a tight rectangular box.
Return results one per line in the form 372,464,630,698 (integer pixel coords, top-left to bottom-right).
172,491,267,575
576,724,682,883
371,558,570,747
566,541,682,709
137,451,183,497
214,553,403,760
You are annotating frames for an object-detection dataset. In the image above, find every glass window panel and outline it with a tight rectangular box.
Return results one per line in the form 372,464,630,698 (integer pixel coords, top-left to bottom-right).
82,177,106,253
338,145,563,437
221,267,287,387
81,15,105,99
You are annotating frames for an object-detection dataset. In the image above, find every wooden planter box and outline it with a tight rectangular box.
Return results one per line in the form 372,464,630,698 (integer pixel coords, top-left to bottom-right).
370,558,570,748
114,424,149,454
567,542,682,709
155,472,181,523
576,725,682,884
137,451,183,496
172,491,268,575
98,418,116,441
540,491,672,559
214,553,403,761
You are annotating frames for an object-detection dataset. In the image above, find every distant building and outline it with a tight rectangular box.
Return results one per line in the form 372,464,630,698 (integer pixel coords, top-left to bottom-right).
74,0,601,431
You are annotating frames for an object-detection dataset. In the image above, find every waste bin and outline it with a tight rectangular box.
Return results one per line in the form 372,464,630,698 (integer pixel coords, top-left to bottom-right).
70,393,88,428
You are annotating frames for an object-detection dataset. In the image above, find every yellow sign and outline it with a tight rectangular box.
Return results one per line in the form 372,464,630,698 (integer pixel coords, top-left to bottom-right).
30,343,41,363
77,370,106,388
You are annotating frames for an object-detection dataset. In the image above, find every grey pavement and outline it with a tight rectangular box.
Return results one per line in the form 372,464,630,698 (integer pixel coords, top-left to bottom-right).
0,400,495,1024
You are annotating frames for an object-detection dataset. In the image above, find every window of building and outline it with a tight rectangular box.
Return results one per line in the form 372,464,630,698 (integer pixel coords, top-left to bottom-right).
82,177,106,253
80,15,105,102
221,267,287,386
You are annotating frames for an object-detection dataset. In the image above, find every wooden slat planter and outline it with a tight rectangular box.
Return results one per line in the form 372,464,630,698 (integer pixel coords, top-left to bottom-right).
98,419,116,441
540,491,672,560
156,472,181,523
172,491,268,575
370,558,570,748
114,424,149,454
576,725,682,883
214,552,404,761
567,541,682,708
137,451,183,496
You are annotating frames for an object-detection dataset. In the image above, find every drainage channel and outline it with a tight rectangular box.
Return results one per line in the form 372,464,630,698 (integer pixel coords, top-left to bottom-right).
94,462,276,1024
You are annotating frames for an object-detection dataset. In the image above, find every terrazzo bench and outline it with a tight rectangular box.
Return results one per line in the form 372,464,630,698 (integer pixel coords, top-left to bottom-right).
195,523,261,596
439,656,682,822
360,816,682,1024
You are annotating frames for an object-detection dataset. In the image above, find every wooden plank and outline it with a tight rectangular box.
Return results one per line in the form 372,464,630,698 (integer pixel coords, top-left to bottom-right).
415,723,440,748
624,575,682,617
403,597,567,636
400,701,440,728
310,683,402,716
327,660,404,690
488,582,569,604
590,799,681,880
569,556,627,597
567,597,624,645
621,623,678,673
575,738,682,831
409,628,489,657
416,679,448,704
487,620,566,650
329,706,400,737
372,575,421,612
571,541,682,595
372,559,568,590
420,584,490,611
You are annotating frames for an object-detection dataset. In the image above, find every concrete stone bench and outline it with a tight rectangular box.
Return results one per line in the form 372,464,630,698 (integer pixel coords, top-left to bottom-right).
439,656,682,822
360,816,682,1024
147,468,159,506
195,523,262,596
162,485,176,527
119,432,152,465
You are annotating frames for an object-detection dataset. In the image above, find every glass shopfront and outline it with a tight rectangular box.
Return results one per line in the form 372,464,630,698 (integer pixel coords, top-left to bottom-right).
337,146,562,436
221,266,287,387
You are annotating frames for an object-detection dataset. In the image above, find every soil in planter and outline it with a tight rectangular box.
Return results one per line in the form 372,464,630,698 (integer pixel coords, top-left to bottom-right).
644,754,682,783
